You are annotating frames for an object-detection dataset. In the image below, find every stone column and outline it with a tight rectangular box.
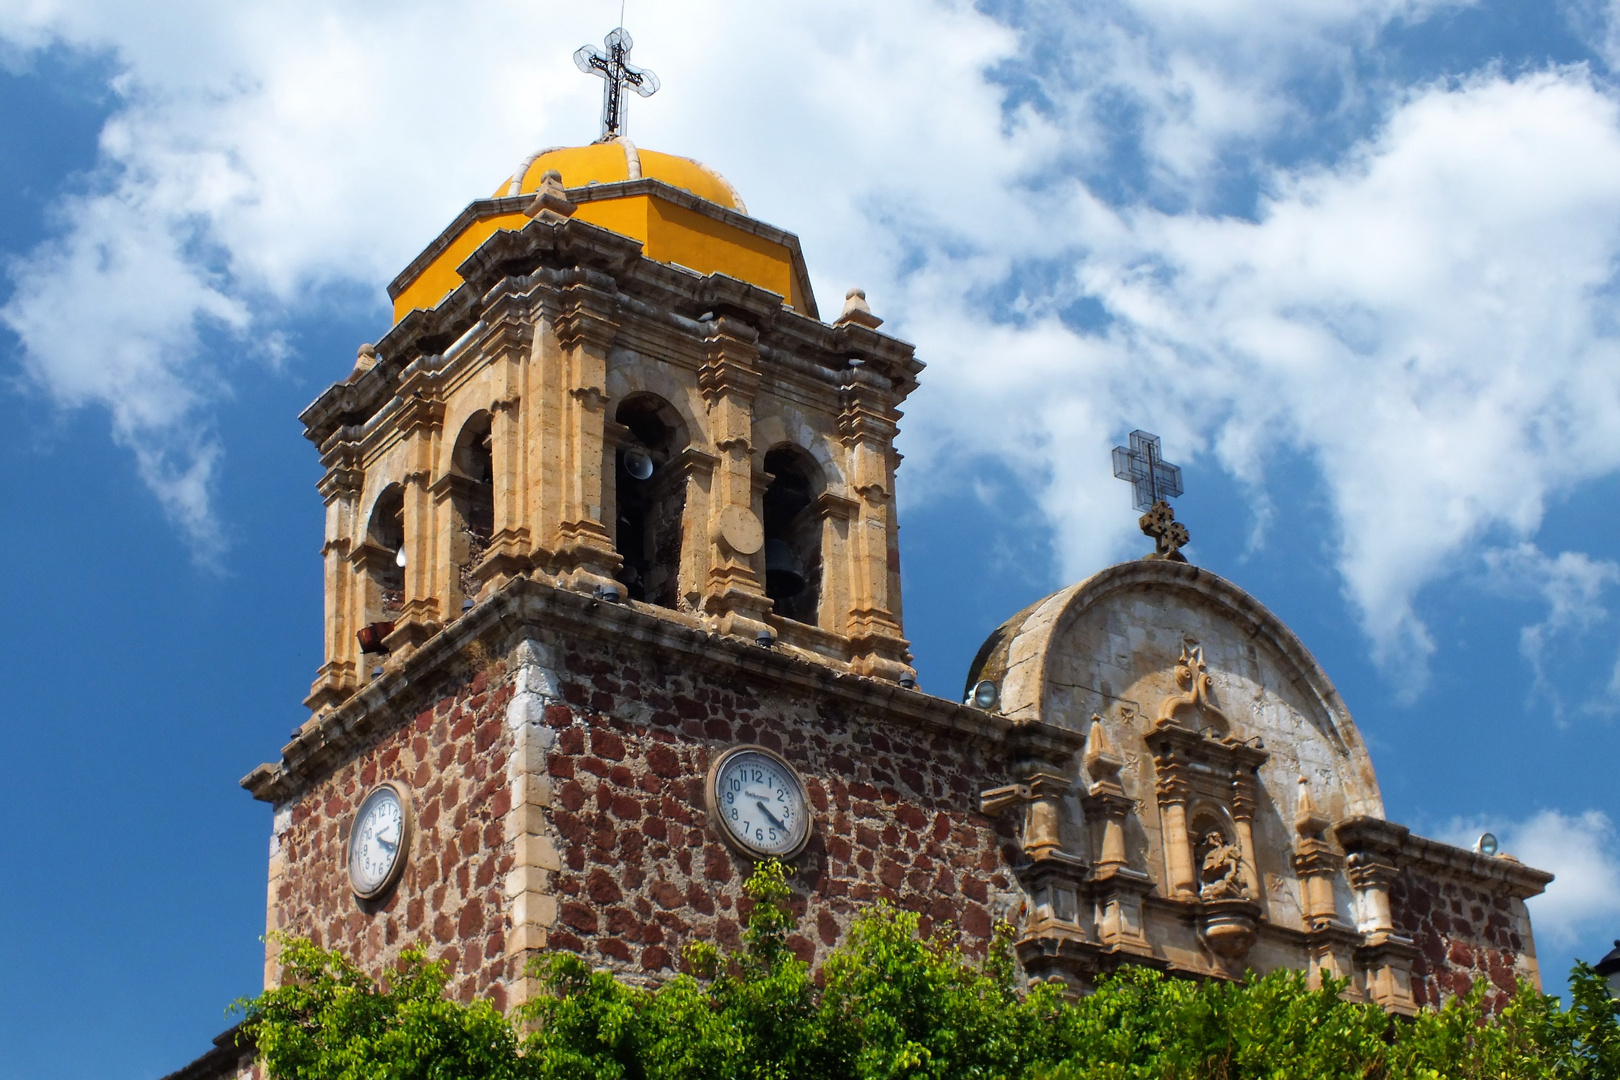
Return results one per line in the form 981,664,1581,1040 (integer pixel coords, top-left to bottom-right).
384,390,445,656
1152,749,1198,899
1346,852,1418,1014
698,316,773,639
305,451,363,711
478,308,533,589
1080,720,1154,954
552,285,622,594
838,365,913,682
1231,768,1265,915
670,448,718,610
813,493,858,636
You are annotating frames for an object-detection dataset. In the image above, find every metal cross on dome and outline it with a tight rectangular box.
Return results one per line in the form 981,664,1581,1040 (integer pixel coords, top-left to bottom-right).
575,28,660,142
1112,429,1191,561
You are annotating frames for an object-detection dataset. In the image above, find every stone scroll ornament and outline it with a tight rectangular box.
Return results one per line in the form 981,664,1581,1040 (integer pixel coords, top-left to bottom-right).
1156,644,1228,736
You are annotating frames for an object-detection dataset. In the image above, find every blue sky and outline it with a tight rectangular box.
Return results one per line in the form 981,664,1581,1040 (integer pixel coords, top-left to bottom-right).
2,1,1619,1075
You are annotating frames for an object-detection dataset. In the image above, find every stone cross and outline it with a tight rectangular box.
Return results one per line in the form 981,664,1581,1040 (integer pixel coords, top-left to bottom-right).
1112,429,1190,561
574,28,660,142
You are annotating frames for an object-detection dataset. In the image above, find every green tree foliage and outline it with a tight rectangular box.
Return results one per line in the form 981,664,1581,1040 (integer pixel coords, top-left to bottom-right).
238,861,1620,1080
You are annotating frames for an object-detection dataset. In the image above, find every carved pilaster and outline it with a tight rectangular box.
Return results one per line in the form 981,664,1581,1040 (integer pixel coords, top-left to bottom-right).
1343,845,1417,1014
388,388,445,657
314,445,365,708
1152,753,1198,900
480,311,533,589
697,316,772,639
837,369,911,682
1230,767,1265,917
552,285,622,593
982,768,1094,991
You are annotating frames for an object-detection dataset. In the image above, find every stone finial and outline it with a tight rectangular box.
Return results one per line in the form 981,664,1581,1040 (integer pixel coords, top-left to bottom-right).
1295,775,1331,839
525,169,577,220
836,286,884,329
1139,500,1190,562
1084,716,1124,784
349,343,379,382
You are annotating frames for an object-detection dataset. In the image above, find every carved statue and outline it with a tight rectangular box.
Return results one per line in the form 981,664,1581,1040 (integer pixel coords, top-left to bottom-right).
1198,830,1251,901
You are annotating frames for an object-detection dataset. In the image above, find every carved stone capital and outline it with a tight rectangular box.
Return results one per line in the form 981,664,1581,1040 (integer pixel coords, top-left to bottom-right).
1345,851,1399,892
555,288,620,353
397,394,445,436
317,466,364,502
813,491,860,522
568,385,611,411
1294,838,1343,879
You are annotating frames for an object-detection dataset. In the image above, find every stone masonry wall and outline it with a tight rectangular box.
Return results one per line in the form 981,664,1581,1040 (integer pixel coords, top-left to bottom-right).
1391,866,1539,1012
268,663,516,1009
267,625,1022,1008
536,634,1019,979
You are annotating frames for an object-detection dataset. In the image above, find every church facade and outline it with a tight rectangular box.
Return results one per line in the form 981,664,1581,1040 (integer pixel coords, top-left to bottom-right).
170,89,1551,1079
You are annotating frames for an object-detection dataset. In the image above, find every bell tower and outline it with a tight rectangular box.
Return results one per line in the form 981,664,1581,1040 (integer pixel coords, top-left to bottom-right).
299,139,919,717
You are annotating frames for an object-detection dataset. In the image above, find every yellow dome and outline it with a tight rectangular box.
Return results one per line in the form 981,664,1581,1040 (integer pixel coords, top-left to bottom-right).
391,138,814,324
496,138,747,213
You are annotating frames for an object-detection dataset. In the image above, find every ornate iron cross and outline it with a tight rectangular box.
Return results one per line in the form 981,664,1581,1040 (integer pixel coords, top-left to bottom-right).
575,28,660,142
1112,429,1190,561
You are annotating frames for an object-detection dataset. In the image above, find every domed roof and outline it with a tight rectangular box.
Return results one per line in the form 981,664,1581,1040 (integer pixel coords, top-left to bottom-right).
497,137,747,212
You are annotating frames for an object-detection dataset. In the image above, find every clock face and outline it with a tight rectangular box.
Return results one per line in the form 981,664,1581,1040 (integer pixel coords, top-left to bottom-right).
709,747,811,859
349,783,409,899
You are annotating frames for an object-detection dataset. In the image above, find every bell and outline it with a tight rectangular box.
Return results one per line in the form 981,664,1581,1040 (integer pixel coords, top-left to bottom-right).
765,538,805,597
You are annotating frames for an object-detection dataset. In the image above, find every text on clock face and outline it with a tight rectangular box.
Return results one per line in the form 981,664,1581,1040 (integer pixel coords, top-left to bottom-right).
718,756,802,853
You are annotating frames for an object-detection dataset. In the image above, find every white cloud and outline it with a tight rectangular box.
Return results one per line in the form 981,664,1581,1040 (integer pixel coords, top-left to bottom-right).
5,0,1620,701
1479,543,1620,716
1443,809,1620,951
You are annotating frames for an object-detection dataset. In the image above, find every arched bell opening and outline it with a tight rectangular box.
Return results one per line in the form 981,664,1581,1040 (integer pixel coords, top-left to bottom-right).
612,394,687,608
360,485,406,654
449,412,494,611
762,445,823,626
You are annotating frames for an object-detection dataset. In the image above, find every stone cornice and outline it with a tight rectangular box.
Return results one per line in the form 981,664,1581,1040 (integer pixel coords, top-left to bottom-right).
242,576,1085,805
1336,816,1553,898
301,212,922,449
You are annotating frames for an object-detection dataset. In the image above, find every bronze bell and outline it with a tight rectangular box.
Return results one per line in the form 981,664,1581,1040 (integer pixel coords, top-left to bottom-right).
765,538,805,597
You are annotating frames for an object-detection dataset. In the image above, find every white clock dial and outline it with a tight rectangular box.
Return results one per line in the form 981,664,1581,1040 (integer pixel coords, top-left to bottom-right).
709,747,811,859
349,783,409,899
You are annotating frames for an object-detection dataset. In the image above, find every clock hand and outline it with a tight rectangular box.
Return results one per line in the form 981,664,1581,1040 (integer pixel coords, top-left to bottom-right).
376,834,398,853
756,801,786,831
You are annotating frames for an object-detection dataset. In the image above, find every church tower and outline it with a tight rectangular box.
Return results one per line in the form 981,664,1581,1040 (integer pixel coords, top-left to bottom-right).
235,32,1552,1035
244,36,1030,1009
300,133,916,708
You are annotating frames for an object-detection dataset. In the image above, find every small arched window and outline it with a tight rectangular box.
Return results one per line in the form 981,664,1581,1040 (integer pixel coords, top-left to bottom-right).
450,413,494,609
762,446,823,625
365,485,406,625
613,395,687,608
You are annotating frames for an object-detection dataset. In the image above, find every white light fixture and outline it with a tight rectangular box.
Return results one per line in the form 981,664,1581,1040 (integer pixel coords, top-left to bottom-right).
395,546,407,568
970,680,999,710
1475,833,1498,857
